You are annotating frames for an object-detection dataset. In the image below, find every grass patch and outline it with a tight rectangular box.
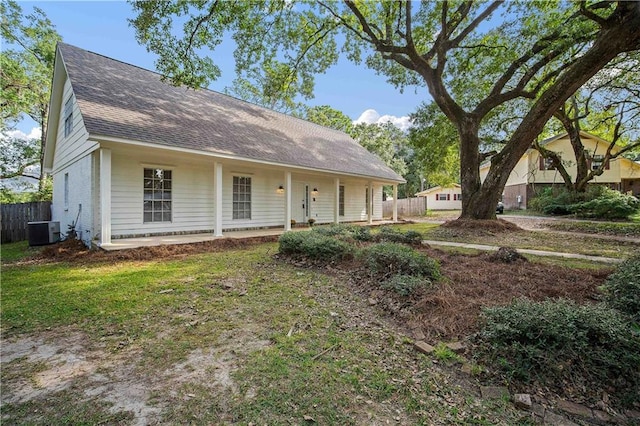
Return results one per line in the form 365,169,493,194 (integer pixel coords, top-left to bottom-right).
547,220,640,237
1,241,533,425
407,224,637,259
1,240,42,263
0,389,134,425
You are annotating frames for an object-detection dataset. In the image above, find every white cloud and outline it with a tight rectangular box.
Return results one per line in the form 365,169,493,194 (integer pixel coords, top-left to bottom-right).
353,109,412,132
3,127,41,140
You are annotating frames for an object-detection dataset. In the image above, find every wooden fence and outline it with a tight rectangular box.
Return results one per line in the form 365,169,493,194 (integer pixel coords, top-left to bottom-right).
383,197,427,218
1,201,52,244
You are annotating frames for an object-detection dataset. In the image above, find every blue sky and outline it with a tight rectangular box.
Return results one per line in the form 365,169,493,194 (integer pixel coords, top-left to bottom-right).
17,1,431,133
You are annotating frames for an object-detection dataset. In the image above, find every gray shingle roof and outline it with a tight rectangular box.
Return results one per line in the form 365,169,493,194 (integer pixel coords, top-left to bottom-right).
58,43,403,182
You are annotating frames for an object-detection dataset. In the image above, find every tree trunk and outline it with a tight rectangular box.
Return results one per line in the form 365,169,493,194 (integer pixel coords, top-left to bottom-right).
457,119,500,219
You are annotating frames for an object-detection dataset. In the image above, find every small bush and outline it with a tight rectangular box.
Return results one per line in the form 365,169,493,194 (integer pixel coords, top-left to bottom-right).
603,254,640,322
381,274,431,296
570,188,639,219
352,226,373,242
475,298,640,406
360,242,440,280
313,223,357,237
529,186,640,219
376,226,423,245
278,231,353,261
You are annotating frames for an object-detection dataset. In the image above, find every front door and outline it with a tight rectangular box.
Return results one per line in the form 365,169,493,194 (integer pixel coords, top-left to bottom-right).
293,183,310,224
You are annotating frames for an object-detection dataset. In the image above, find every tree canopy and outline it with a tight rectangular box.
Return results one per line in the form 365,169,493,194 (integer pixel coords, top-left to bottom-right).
130,1,640,219
1,0,60,191
534,51,640,192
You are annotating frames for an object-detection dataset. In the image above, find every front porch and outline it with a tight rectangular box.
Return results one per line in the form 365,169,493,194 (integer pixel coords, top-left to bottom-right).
99,220,396,251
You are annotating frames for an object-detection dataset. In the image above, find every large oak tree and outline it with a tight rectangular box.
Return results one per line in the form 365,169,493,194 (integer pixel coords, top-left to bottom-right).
130,0,640,219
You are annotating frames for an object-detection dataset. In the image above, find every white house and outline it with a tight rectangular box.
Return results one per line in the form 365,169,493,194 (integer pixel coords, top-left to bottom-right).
43,43,404,248
415,184,462,210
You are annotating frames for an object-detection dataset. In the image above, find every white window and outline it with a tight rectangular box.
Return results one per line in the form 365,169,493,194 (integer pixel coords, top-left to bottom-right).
233,176,251,220
454,193,461,201
64,96,74,137
64,173,69,209
437,193,450,201
143,168,172,223
540,156,555,170
591,155,609,171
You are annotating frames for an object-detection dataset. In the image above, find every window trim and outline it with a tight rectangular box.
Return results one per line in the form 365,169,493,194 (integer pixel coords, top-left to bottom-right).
143,168,172,223
539,156,555,171
64,95,74,137
436,193,450,201
232,175,252,220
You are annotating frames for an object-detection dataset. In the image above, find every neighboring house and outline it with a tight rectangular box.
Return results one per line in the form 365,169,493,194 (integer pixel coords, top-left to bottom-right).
480,131,640,210
415,184,462,210
43,43,404,247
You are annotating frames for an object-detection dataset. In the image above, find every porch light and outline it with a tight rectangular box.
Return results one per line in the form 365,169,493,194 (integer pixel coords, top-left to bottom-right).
276,185,285,194
311,187,319,195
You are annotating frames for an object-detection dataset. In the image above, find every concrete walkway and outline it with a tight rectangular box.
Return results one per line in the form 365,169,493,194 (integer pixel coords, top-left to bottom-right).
423,240,624,264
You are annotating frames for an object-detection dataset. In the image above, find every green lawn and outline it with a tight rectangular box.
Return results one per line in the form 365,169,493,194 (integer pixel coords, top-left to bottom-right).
392,222,638,259
1,241,531,425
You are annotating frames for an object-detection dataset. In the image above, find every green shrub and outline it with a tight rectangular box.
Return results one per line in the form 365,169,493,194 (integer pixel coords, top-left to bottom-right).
570,188,640,219
350,226,372,241
529,186,640,219
360,242,440,280
529,186,599,215
278,231,353,261
603,254,640,322
313,223,357,237
476,298,640,406
278,231,307,254
375,226,423,245
381,274,431,296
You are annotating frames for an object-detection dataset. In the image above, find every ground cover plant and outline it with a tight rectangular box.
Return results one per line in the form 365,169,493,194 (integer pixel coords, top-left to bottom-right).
475,299,640,408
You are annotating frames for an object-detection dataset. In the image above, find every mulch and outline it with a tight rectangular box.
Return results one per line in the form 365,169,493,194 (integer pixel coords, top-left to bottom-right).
31,236,279,264
28,233,612,342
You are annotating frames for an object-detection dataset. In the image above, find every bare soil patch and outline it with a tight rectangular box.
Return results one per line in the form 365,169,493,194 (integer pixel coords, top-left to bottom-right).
29,235,279,265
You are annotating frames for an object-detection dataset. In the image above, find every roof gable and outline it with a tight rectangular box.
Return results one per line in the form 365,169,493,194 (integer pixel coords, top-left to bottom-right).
54,43,403,182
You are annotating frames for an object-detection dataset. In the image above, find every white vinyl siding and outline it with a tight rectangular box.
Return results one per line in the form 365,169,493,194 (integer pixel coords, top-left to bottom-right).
110,150,214,237
97,145,388,238
52,78,98,172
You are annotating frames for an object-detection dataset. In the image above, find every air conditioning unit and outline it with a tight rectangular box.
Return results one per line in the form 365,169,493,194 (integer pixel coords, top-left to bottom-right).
28,221,61,246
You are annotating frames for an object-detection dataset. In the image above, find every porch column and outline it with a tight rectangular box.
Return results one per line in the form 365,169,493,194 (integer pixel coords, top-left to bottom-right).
392,184,398,222
333,177,340,224
284,171,292,231
214,162,223,237
368,181,373,225
99,148,111,246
